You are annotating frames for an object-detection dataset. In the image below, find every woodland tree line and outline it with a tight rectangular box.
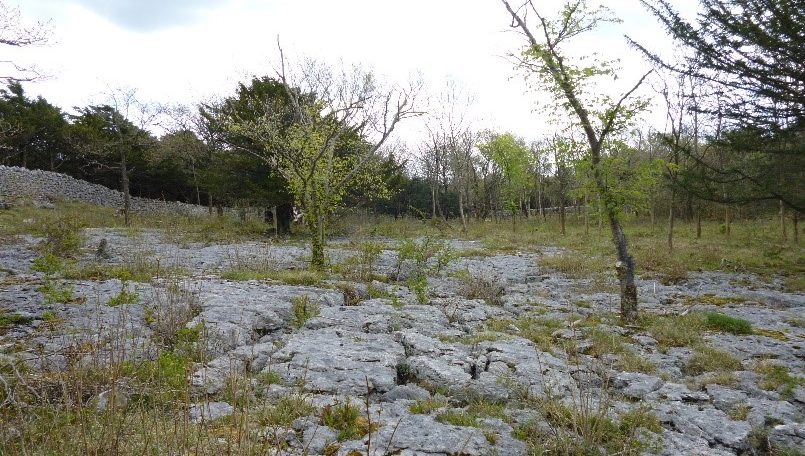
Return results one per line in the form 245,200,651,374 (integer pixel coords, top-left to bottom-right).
1,0,802,319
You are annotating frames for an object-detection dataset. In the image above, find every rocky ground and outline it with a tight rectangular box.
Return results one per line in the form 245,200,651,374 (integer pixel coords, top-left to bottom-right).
1,227,803,455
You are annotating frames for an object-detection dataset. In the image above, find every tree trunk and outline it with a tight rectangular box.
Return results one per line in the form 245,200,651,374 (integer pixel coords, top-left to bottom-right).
780,200,787,242
310,214,326,271
559,201,566,235
584,193,589,237
120,152,131,226
538,183,545,220
612,218,638,325
512,208,517,233
592,147,638,325
598,194,603,234
696,208,702,239
725,206,731,237
668,189,675,252
276,202,293,235
431,185,437,219
793,211,799,244
191,162,201,206
208,194,214,215
458,192,467,233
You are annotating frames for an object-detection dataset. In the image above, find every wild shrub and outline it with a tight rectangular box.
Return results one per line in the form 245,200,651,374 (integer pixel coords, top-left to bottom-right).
290,295,320,329
396,236,452,279
457,270,504,306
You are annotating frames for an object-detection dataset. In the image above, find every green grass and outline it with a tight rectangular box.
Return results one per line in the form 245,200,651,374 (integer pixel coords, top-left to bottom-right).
336,213,803,283
435,410,479,427
705,312,753,335
37,279,80,304
0,311,31,328
30,253,65,274
515,399,662,456
255,395,317,427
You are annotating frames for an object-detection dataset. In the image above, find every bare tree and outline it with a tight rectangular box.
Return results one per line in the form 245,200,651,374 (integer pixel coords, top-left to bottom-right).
0,1,51,83
423,80,477,230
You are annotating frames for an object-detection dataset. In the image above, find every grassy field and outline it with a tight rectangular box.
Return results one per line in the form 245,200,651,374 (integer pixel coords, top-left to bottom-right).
2,201,801,290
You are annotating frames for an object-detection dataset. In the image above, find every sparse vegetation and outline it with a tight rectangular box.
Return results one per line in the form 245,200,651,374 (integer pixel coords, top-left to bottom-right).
107,282,139,306
684,345,743,376
755,361,804,400
409,396,448,414
37,278,79,304
2,0,802,453
290,295,320,329
639,313,706,350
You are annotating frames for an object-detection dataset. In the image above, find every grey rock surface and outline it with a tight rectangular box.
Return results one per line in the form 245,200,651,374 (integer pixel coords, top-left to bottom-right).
188,402,234,423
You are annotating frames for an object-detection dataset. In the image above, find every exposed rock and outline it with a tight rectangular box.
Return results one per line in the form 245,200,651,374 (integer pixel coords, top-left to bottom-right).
768,423,805,452
613,372,664,399
744,398,802,428
270,328,405,395
654,402,751,450
188,402,234,423
381,384,431,402
0,165,207,215
706,384,748,412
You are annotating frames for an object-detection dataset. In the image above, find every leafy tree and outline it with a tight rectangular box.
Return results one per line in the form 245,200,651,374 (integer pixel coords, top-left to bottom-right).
154,129,207,205
0,82,71,170
502,0,653,323
479,132,531,231
231,56,420,269
70,100,157,225
200,76,300,233
631,0,804,212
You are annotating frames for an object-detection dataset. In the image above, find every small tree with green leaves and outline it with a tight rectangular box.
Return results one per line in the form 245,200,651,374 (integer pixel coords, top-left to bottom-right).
501,0,652,323
231,50,421,269
479,132,531,231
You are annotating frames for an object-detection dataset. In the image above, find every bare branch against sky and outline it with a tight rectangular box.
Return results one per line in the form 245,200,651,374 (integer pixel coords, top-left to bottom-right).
14,0,699,144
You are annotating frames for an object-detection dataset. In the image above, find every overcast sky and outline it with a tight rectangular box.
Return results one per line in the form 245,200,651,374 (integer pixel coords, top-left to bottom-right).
13,0,698,146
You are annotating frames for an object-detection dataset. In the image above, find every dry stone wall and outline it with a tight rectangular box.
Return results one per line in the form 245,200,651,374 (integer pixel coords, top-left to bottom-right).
0,165,207,215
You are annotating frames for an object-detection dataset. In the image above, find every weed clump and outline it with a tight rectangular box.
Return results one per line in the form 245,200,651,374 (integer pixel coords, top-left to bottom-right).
409,396,448,414
456,269,505,306
37,279,79,304
30,253,65,275
290,295,320,329
107,283,139,307
684,345,743,376
320,398,373,441
639,313,706,350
